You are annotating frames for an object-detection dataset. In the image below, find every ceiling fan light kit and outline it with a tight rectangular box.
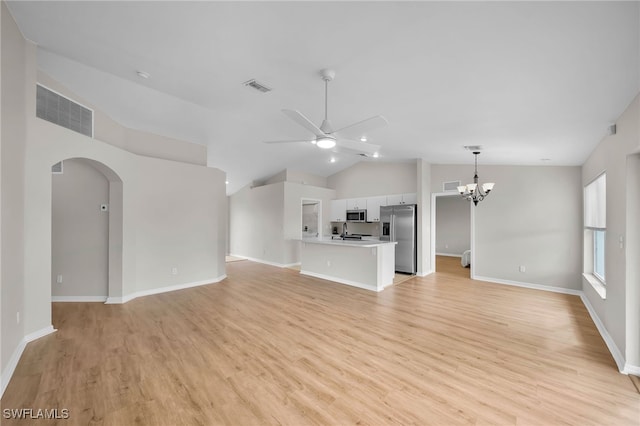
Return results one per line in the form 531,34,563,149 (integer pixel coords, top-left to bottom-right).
316,137,336,149
458,151,495,205
263,68,386,156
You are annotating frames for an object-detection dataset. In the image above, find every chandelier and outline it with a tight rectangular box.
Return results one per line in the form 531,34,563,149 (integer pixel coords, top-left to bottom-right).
457,151,495,205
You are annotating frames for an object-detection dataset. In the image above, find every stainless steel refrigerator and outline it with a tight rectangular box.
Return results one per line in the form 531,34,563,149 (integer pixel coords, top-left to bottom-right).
380,204,417,274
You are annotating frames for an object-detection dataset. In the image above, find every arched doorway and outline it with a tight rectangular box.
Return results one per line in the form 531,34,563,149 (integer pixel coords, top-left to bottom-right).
50,158,123,302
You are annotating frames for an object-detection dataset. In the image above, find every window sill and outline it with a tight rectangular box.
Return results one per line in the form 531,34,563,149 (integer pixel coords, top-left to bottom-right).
583,273,606,299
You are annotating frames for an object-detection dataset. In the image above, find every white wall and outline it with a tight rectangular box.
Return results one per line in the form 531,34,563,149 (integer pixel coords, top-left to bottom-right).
327,161,417,198
229,182,285,264
229,179,336,266
431,164,583,289
283,182,336,264
37,72,208,166
52,159,109,299
582,94,640,370
436,195,470,256
1,6,227,395
1,0,27,383
417,159,431,276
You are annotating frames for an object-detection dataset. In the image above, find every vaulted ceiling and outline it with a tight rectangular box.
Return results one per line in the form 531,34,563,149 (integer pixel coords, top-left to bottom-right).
7,1,639,193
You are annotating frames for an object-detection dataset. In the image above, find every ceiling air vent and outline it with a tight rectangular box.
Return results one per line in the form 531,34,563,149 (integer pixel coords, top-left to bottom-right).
243,79,272,93
36,84,93,138
443,180,461,192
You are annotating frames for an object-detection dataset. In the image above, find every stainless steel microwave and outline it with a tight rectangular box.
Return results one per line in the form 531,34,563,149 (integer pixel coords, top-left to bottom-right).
346,209,367,222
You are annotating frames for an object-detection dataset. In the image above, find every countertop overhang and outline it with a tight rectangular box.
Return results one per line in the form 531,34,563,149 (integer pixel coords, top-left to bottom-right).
301,237,397,248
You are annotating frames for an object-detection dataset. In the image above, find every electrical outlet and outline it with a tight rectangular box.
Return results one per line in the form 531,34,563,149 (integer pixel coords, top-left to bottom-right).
519,265,526,273
17,312,20,324
327,260,331,267
172,267,178,275
57,274,63,284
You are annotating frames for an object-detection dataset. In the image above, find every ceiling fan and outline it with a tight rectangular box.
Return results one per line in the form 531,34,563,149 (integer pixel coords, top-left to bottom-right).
264,69,387,156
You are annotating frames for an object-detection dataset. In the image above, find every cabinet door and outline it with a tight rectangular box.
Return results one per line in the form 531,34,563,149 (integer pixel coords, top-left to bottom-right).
330,199,347,222
366,196,386,222
402,193,417,205
386,194,402,205
346,197,367,210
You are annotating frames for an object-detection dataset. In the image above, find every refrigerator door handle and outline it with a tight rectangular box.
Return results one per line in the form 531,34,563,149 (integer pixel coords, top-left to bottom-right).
391,214,395,242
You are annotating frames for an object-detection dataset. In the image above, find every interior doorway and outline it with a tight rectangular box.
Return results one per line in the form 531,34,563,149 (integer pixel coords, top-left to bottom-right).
301,199,322,238
50,158,123,302
431,192,474,278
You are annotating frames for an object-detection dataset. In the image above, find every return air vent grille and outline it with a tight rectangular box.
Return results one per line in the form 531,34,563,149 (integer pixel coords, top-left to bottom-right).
52,161,63,174
36,84,93,137
243,79,272,93
443,180,461,192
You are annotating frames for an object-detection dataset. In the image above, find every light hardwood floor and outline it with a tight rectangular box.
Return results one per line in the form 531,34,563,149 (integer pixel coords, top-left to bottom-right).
2,259,638,425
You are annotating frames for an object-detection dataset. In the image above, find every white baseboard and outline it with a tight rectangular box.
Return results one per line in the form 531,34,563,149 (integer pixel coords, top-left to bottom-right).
300,270,381,292
416,270,433,277
436,253,463,258
105,275,226,304
624,363,640,375
473,275,582,296
228,253,298,269
1,325,56,398
580,294,627,373
52,296,108,302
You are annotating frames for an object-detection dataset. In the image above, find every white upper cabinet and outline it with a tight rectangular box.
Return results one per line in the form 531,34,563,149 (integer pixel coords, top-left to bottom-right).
366,196,386,222
330,199,347,222
346,198,367,210
331,193,417,222
385,194,403,205
386,193,417,205
402,193,417,204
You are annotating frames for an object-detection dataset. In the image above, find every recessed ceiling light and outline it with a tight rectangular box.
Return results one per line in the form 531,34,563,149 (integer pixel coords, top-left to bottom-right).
136,70,150,79
225,180,229,185
360,136,367,142
330,157,336,163
540,158,551,162
372,152,379,158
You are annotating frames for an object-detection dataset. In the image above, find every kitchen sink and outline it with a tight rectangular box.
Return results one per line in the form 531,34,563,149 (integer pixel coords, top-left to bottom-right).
331,235,362,240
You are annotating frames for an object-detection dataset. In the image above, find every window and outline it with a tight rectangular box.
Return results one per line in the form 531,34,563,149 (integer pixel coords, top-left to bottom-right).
593,229,605,281
584,173,606,296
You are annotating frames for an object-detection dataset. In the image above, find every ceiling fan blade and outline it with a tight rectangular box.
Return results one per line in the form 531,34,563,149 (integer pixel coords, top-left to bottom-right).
282,109,325,137
337,139,381,154
263,139,312,144
333,115,388,137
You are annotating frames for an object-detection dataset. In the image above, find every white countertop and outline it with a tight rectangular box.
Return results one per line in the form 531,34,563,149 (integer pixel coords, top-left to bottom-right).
301,237,396,248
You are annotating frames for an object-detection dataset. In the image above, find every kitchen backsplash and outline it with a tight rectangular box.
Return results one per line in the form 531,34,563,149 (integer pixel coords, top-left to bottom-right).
331,221,380,237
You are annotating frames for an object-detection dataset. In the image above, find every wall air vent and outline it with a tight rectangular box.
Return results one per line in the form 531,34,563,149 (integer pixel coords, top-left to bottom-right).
36,84,93,138
243,79,272,93
443,180,461,192
464,145,483,151
52,161,64,174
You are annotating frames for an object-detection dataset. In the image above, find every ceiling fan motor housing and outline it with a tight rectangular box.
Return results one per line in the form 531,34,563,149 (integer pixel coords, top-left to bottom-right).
320,68,335,81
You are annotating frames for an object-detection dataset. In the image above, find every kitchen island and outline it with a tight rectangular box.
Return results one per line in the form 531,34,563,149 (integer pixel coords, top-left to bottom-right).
300,237,397,292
